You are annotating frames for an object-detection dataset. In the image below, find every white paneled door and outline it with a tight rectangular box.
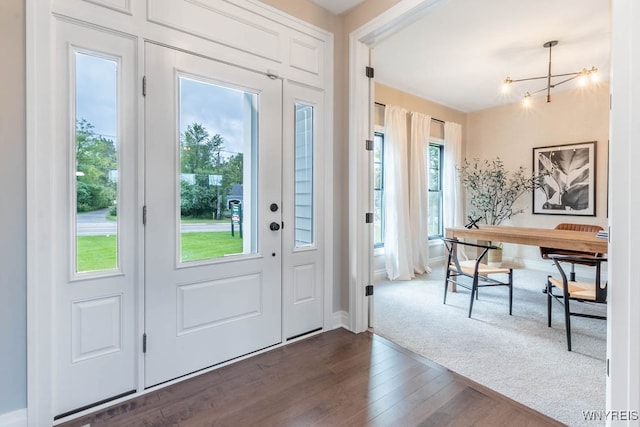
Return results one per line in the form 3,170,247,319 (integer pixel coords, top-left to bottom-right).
143,43,283,387
282,83,325,340
52,20,138,417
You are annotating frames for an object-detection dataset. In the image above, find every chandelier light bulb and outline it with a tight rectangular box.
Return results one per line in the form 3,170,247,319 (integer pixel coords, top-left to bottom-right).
578,70,589,87
502,78,512,93
523,93,531,107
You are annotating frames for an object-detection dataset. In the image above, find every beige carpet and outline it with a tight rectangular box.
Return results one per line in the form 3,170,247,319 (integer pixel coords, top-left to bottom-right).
373,265,606,427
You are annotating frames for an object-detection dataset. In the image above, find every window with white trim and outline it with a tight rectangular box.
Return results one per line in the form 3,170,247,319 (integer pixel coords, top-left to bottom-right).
428,142,444,239
374,134,444,247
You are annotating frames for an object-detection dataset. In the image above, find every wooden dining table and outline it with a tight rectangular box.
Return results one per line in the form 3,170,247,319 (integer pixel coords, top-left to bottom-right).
445,225,608,254
444,225,607,292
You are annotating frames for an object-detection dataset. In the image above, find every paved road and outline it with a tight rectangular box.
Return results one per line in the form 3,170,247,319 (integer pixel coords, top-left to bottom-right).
77,209,231,236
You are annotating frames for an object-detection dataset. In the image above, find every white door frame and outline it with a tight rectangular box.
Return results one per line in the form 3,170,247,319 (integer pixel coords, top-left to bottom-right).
347,0,449,333
347,0,640,419
607,0,640,418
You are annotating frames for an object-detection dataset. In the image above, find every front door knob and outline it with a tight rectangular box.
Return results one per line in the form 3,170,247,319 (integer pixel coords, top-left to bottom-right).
269,222,280,231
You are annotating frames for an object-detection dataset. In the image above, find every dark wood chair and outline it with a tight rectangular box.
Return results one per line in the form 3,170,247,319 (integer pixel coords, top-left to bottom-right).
540,223,604,281
443,237,513,318
546,254,607,351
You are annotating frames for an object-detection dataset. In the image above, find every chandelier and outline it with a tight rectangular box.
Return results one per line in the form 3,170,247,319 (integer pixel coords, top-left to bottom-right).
501,40,599,107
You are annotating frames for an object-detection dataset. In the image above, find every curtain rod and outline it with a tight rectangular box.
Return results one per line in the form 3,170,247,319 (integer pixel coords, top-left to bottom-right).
374,102,445,124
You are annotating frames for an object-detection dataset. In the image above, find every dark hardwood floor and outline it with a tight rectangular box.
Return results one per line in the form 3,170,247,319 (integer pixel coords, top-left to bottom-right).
58,328,563,426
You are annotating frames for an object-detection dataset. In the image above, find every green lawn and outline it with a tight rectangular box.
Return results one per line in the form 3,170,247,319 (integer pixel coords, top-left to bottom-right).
77,235,118,272
77,231,243,271
181,232,243,262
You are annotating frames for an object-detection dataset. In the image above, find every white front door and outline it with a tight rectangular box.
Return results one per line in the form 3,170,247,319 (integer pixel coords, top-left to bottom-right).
144,43,283,387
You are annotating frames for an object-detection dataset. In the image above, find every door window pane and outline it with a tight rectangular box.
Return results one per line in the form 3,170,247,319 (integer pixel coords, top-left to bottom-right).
75,52,119,273
294,103,314,247
179,76,257,263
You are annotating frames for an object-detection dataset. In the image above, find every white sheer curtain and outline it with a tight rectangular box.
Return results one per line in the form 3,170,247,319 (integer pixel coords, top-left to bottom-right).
443,121,463,229
383,106,413,280
409,112,431,274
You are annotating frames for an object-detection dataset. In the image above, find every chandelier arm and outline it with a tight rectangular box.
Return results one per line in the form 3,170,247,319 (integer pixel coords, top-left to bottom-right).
550,71,584,78
549,75,580,88
508,76,548,83
509,71,583,83
527,86,552,97
526,75,581,97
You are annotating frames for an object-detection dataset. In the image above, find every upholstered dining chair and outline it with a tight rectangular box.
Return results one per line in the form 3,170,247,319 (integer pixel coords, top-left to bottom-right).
443,237,513,318
546,254,607,351
540,223,604,281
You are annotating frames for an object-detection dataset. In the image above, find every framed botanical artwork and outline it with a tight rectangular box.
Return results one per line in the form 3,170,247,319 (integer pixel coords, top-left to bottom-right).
532,141,596,216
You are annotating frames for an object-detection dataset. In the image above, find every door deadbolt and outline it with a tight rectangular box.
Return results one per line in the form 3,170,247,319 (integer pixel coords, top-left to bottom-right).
269,222,281,231
270,203,279,212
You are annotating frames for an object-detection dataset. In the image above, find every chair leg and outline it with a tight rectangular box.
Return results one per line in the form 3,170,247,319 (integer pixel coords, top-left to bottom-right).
546,276,552,327
563,290,572,351
444,269,450,304
569,263,576,282
468,277,478,318
508,269,513,315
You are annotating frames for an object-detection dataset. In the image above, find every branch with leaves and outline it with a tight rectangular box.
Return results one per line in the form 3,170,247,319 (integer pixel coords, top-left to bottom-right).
457,158,544,225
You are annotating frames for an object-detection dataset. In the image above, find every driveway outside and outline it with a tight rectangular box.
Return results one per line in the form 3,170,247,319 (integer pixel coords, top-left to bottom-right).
77,208,230,236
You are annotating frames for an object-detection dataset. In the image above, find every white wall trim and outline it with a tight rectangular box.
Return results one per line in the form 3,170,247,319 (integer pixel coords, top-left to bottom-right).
373,268,387,282
322,32,335,337
332,310,350,330
347,33,371,333
0,409,27,427
608,0,640,422
348,0,451,334
26,0,54,425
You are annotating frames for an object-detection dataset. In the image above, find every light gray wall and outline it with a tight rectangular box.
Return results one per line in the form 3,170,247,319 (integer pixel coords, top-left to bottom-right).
0,0,27,415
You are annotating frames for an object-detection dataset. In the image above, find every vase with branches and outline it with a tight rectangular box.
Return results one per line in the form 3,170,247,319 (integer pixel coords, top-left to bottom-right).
457,158,543,264
457,158,543,226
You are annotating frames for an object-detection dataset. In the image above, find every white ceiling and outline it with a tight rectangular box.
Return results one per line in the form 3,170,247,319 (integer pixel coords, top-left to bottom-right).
310,0,365,15
373,0,611,113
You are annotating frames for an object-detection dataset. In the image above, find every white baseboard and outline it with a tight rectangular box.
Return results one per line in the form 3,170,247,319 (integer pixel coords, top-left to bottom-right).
332,310,349,330
0,409,27,427
373,269,387,281
373,256,446,282
428,256,446,267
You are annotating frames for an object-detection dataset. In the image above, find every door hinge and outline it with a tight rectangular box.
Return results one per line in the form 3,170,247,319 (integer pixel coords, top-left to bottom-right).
606,358,609,376
365,212,373,224
142,76,147,97
142,333,147,353
365,139,374,151
142,205,147,226
365,285,374,296
365,66,374,79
